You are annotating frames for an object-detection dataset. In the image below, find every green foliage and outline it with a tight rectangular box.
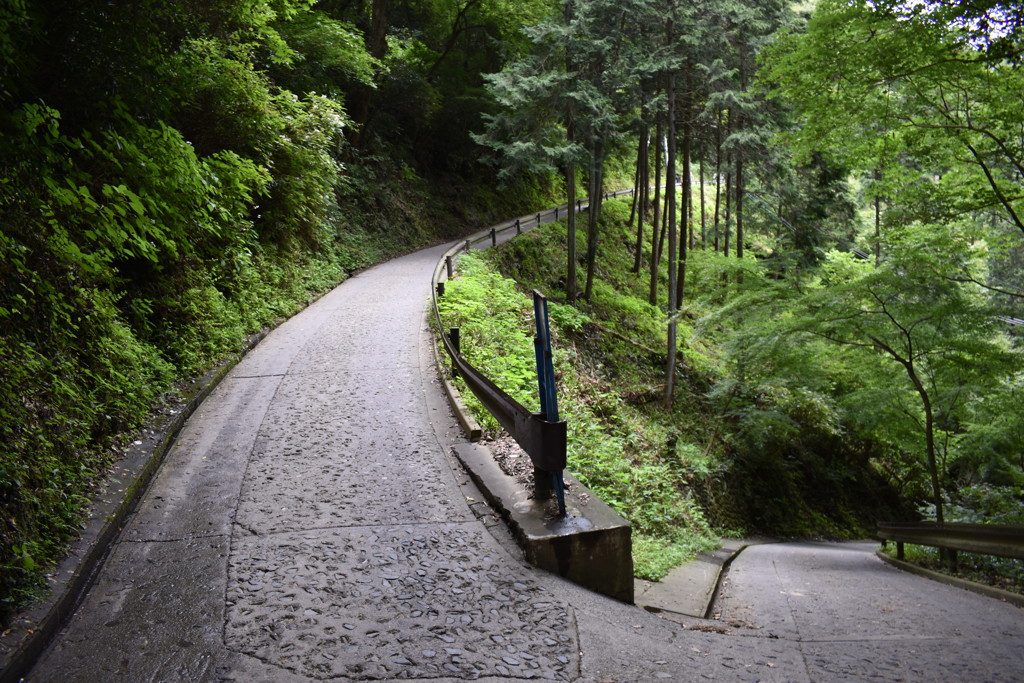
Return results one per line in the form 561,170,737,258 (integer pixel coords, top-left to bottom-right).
438,241,720,580
437,252,540,433
270,10,379,96
763,0,1024,238
2,0,561,624
0,295,176,619
934,485,1024,527
632,531,718,582
548,301,591,334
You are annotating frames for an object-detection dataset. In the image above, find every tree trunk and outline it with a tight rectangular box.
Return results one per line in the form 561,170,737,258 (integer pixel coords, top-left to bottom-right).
686,131,694,252
649,119,663,305
874,193,881,268
566,160,577,302
915,371,944,525
348,0,390,148
565,3,577,303
658,159,669,267
723,166,731,257
722,107,732,259
735,155,744,261
713,114,723,253
699,144,706,248
632,125,648,274
871,336,946,525
665,56,678,407
642,117,651,222
874,169,882,268
584,135,606,303
735,44,747,274
676,85,690,306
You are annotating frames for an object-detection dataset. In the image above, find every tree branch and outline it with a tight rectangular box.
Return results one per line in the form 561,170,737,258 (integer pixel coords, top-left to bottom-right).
427,0,485,83
946,275,1024,299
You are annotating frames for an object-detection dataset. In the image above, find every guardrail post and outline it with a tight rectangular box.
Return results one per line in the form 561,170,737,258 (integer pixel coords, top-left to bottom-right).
490,228,497,247
445,255,453,279
533,291,565,516
465,239,471,251
516,218,521,235
536,212,541,225
436,282,445,297
449,327,461,378
555,206,559,220
577,199,582,212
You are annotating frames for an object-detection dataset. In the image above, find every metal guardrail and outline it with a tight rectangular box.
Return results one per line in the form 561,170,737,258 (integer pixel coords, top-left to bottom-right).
431,191,637,512
877,521,1024,570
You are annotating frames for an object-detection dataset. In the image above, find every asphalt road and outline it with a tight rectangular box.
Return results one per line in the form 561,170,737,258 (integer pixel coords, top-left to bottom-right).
714,541,1024,681
25,236,1024,682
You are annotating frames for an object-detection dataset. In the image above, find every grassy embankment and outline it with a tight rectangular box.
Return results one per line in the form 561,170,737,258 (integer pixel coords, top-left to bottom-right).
437,195,914,579
438,197,724,579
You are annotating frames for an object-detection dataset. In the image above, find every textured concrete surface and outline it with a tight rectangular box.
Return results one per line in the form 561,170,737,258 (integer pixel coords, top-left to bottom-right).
22,236,1024,682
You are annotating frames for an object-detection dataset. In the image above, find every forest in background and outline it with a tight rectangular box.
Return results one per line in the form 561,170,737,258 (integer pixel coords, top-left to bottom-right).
448,0,1024,580
2,0,1023,620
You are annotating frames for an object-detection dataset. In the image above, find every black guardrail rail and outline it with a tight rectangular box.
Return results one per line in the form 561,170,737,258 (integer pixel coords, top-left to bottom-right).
431,190,637,508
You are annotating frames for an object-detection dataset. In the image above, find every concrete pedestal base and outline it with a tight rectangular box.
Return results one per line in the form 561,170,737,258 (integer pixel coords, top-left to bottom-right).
453,443,633,604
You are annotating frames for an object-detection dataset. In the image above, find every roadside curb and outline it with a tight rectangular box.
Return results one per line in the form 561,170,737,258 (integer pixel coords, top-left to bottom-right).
634,538,764,620
430,333,483,442
0,328,269,683
876,550,1024,608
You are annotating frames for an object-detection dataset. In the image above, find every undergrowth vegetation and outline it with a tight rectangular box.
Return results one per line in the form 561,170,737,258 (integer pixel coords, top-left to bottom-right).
437,197,928,579
1,0,567,622
439,249,720,580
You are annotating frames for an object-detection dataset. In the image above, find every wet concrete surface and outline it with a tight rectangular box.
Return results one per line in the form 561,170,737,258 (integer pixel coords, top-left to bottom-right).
25,240,1024,682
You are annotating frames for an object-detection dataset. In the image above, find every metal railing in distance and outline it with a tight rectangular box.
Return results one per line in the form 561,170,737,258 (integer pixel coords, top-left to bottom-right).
431,189,640,512
457,187,638,252
877,521,1024,570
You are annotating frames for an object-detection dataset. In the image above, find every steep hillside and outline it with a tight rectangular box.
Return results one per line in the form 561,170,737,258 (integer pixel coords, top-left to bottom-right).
0,0,557,622
438,198,913,579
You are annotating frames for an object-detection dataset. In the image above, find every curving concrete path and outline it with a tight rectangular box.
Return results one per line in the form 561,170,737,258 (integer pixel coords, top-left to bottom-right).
26,239,1024,682
713,541,1024,681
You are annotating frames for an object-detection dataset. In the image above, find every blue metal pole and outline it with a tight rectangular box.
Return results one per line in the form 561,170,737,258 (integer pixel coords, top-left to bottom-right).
533,291,565,515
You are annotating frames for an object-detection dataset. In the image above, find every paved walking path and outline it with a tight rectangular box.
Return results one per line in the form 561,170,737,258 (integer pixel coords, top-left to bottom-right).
26,239,1024,682
25,244,774,681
